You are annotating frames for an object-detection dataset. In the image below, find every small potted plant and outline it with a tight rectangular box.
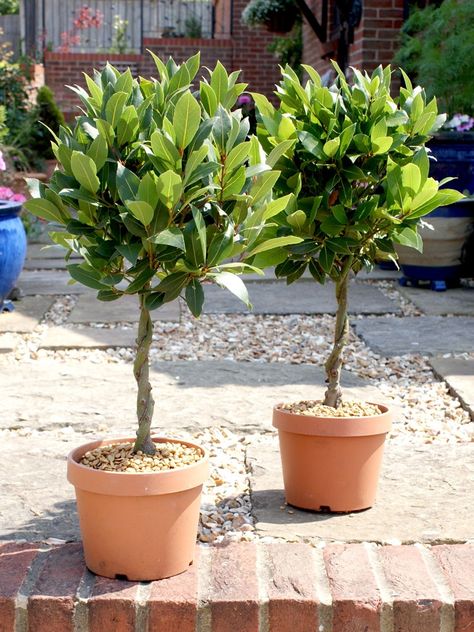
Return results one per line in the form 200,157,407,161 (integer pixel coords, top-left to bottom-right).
251,63,463,512
242,0,297,34
24,53,298,580
393,0,474,287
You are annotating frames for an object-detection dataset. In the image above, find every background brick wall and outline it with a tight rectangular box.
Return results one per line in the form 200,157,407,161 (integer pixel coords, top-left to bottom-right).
303,0,404,77
44,1,282,118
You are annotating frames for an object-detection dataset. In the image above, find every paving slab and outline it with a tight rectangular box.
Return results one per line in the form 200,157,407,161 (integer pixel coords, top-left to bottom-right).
1,359,381,435
248,438,474,544
26,244,80,260
430,357,474,419
17,271,92,295
0,359,383,541
0,296,53,333
68,293,180,323
354,316,474,356
23,258,69,270
0,333,16,353
203,280,400,315
399,286,474,316
40,326,137,349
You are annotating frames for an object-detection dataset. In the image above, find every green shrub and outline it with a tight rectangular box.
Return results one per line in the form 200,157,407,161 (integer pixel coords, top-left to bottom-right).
0,0,19,15
31,86,65,159
24,54,297,452
394,0,474,116
253,63,463,406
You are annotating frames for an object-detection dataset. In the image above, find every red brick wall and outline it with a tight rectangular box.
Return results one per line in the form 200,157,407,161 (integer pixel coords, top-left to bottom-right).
44,1,282,117
303,0,404,76
230,0,281,96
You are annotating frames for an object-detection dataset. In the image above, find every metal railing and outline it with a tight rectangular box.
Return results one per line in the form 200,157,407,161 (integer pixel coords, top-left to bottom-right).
32,0,231,56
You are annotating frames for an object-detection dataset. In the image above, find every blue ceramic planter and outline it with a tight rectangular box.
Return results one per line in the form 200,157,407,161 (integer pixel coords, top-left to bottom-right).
0,199,27,310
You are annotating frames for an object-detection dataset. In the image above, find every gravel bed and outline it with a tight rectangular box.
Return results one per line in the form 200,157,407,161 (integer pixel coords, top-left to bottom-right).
1,282,473,544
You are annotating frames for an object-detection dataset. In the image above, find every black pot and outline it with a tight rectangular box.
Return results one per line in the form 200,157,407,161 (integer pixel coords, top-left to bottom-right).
265,9,297,33
428,132,474,194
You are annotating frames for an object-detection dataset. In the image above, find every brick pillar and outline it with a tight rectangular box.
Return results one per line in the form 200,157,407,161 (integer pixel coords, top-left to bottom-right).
230,0,282,97
303,0,405,75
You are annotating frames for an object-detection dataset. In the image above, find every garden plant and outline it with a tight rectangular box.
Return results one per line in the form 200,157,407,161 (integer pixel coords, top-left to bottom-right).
24,53,300,455
253,63,463,408
251,62,463,512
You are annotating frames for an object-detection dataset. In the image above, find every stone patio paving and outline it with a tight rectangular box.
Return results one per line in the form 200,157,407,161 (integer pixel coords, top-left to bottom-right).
1,244,473,546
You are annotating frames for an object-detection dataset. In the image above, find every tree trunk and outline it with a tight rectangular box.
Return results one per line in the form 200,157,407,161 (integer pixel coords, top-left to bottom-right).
133,293,156,454
323,262,352,408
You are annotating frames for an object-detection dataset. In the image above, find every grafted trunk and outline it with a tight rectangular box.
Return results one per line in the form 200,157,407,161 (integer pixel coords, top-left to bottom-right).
133,293,156,455
323,262,351,408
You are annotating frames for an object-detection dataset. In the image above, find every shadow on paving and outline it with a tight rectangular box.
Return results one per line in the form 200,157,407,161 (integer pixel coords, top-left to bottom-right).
0,499,80,542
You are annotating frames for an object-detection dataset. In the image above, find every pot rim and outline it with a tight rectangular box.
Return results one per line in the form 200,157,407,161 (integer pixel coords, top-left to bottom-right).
67,436,209,496
272,402,392,437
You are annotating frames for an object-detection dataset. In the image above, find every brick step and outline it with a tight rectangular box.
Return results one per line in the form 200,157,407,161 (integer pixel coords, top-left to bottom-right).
1,541,473,631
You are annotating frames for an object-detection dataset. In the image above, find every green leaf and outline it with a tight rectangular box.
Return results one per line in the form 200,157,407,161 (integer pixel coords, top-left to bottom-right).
97,289,123,301
266,140,295,167
70,151,100,193
226,142,250,173
246,236,303,257
331,205,348,224
323,137,340,158
116,164,140,204
96,118,115,146
184,146,209,185
125,267,156,294
173,91,202,151
286,210,307,231
115,68,133,94
393,226,423,252
401,163,421,196
210,61,228,105
372,136,393,154
150,130,181,167
23,198,66,224
185,279,205,317
263,194,293,220
207,222,234,266
151,227,185,250
192,207,207,263
105,91,128,128
138,172,158,210
156,271,188,301
145,292,165,310
249,171,280,204
318,247,335,274
200,82,218,116
116,242,142,265
67,264,108,290
157,170,182,209
87,134,108,171
126,200,154,226
212,271,251,308
117,105,139,146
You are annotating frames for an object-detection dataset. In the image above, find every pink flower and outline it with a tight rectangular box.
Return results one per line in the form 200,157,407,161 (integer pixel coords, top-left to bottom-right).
0,186,14,200
11,193,27,203
0,151,6,171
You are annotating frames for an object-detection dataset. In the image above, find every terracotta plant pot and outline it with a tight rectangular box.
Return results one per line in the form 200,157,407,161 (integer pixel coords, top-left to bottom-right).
67,436,208,581
272,404,392,512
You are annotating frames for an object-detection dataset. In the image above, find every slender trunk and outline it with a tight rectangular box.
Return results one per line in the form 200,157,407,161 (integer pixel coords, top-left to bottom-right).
133,292,156,455
323,258,352,408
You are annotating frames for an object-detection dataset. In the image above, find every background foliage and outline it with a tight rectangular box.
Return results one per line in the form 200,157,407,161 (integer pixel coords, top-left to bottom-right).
394,0,474,116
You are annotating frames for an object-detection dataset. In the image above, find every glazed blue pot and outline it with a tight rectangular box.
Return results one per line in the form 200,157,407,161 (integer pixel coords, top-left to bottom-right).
0,199,27,309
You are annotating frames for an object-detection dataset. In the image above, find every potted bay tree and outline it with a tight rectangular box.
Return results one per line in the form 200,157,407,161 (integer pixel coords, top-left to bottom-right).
251,62,463,512
24,53,300,580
